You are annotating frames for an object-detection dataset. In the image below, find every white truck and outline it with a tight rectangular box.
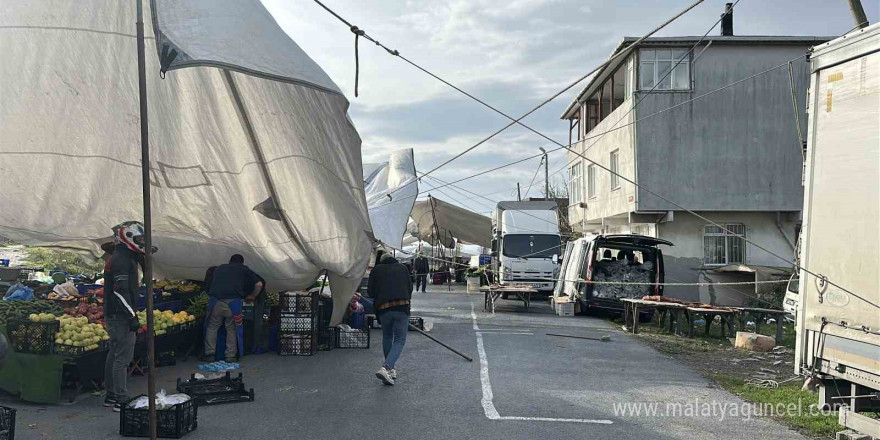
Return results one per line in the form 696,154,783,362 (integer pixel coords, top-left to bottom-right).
490,201,561,294
796,23,880,438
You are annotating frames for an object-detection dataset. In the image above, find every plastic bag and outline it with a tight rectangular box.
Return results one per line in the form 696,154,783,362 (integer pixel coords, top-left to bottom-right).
3,283,34,301
130,389,191,410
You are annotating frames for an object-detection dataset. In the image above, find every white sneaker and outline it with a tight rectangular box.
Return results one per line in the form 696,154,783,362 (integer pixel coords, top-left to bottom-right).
376,367,395,385
389,368,397,380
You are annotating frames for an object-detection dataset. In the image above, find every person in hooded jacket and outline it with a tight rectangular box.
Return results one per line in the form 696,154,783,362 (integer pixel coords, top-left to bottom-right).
103,221,156,411
368,253,413,385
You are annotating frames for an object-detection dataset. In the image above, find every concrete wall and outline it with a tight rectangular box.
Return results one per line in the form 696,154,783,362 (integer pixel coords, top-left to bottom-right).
657,211,797,304
634,44,810,212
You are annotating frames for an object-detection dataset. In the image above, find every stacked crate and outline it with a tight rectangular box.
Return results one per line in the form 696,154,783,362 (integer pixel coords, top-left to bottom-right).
277,292,318,356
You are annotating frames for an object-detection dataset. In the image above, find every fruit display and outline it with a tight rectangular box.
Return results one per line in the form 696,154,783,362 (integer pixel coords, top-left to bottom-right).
0,300,62,325
186,293,209,318
55,315,108,351
154,280,200,293
136,310,195,336
63,303,104,326
28,313,58,323
266,291,280,307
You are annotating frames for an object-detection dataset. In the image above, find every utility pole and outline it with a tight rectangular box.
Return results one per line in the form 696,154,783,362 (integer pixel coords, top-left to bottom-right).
517,183,521,201
846,0,869,28
539,147,549,199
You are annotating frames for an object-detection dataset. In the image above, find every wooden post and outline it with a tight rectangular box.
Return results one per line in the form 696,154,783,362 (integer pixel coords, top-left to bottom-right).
135,1,158,438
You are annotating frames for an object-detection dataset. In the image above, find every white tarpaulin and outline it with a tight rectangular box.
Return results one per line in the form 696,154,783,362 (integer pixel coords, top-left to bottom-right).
363,149,417,249
0,0,372,323
410,197,491,248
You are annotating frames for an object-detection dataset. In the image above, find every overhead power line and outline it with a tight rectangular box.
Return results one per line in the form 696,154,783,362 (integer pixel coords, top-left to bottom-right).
315,0,873,308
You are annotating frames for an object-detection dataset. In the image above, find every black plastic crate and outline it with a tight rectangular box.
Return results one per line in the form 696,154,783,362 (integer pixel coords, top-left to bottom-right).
6,319,59,355
53,341,108,358
278,313,316,335
317,327,337,351
278,334,315,356
408,317,425,331
278,292,316,315
0,406,15,440
176,372,253,406
336,328,370,349
119,395,197,438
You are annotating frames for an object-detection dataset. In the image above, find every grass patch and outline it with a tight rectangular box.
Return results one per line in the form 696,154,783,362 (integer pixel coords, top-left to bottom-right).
711,375,839,439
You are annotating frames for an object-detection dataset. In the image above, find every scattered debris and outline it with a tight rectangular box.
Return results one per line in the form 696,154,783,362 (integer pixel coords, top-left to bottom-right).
746,378,779,389
547,333,611,342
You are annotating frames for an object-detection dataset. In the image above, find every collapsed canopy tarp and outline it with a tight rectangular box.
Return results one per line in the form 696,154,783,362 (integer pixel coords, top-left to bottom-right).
363,149,418,249
410,197,491,248
0,0,372,323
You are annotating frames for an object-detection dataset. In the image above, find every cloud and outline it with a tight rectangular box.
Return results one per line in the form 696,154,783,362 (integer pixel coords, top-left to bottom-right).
262,0,876,211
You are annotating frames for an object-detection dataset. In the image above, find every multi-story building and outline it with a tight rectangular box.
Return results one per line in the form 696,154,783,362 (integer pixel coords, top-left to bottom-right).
560,13,830,304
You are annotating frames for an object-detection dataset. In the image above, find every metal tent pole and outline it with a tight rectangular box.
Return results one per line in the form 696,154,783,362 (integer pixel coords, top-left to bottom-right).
135,1,157,438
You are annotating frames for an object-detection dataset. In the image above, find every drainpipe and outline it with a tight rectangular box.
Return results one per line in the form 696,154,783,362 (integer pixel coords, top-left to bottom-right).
776,212,796,251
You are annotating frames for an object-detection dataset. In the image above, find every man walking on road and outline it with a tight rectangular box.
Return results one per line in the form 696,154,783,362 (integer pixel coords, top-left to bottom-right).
414,253,429,293
368,253,413,385
202,254,263,362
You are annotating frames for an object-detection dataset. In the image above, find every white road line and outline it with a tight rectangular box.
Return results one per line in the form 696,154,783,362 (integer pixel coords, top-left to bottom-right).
477,332,534,336
470,303,614,425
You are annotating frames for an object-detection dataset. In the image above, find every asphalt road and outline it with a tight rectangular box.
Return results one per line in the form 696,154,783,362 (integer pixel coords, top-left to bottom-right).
4,285,806,439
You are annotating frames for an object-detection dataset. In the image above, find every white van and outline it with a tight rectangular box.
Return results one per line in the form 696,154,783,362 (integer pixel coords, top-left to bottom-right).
554,234,672,316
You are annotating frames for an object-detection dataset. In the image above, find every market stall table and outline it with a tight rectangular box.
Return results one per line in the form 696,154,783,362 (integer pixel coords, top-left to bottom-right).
731,307,788,343
684,306,737,338
480,285,537,312
620,298,689,335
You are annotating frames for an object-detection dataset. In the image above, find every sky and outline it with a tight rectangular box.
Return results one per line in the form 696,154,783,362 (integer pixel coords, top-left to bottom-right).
261,0,878,216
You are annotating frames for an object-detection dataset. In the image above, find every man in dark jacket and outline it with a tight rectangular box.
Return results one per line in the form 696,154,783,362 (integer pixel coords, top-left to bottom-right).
413,253,429,293
103,221,155,411
368,254,413,385
203,254,263,362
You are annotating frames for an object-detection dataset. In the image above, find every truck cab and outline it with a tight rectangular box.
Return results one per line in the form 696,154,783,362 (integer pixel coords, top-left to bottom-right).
491,201,561,294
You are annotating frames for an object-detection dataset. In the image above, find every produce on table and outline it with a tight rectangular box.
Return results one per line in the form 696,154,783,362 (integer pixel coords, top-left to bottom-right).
28,313,58,323
0,300,63,325
266,291,279,307
55,316,108,350
135,310,195,336
63,303,104,326
186,292,209,318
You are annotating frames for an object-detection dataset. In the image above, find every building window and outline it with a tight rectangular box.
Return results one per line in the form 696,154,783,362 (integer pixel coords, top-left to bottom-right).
568,163,582,204
587,164,596,199
609,150,620,190
639,49,690,90
703,224,746,265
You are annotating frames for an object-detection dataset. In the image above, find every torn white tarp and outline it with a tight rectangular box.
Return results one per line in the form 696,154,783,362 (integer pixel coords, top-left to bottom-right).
0,0,372,323
410,197,492,248
363,149,418,249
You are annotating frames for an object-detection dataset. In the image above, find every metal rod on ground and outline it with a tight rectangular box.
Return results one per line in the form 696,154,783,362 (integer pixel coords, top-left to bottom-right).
546,333,611,342
409,324,473,362
135,1,157,438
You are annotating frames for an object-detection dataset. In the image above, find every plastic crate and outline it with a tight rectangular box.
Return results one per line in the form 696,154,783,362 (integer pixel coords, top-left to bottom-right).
177,372,254,406
6,319,59,355
278,292,316,315
278,334,315,356
408,317,424,331
0,406,15,440
278,314,316,335
53,341,108,358
336,328,370,349
317,327,337,351
119,395,197,438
